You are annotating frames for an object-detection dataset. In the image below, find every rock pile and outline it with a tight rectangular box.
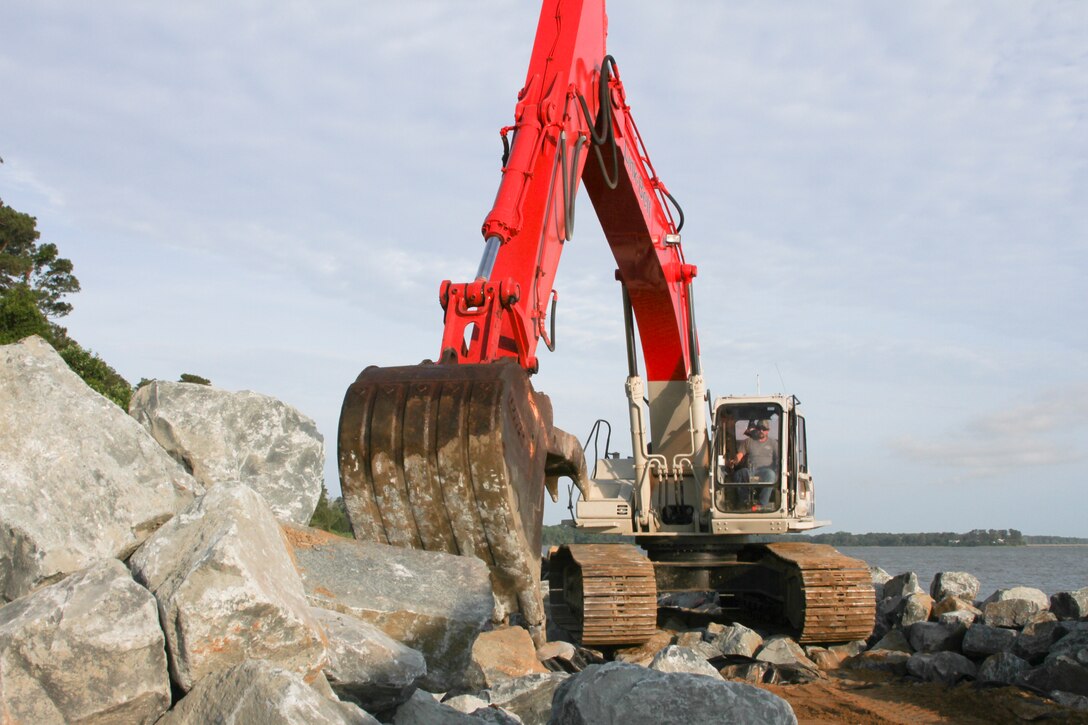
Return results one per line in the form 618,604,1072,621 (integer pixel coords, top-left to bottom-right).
856,564,1088,709
0,336,795,724
4,335,1084,721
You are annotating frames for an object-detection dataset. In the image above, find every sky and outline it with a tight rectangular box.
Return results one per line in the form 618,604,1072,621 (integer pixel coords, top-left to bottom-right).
2,1,1085,537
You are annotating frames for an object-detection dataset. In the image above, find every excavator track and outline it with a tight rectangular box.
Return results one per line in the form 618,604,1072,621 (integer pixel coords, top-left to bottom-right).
754,542,876,644
548,544,658,646
338,361,584,644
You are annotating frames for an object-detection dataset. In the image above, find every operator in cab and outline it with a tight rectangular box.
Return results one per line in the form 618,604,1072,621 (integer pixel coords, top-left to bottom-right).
729,419,779,508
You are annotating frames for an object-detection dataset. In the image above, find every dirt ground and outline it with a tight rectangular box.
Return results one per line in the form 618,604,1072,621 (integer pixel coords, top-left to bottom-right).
755,669,1088,724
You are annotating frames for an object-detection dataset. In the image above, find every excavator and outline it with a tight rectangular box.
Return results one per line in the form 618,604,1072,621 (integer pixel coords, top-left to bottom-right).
338,0,875,648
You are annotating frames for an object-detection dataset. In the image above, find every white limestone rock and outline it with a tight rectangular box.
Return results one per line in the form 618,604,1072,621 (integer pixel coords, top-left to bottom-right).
0,336,201,602
130,380,323,525
0,559,171,724
128,482,327,691
930,571,981,602
709,622,764,658
649,644,724,679
159,660,377,725
312,607,427,713
283,523,493,692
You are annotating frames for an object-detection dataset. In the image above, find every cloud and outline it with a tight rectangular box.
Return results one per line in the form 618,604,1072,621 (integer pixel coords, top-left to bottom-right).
889,384,1088,476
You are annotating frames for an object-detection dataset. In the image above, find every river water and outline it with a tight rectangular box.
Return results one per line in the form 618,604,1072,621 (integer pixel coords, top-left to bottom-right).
837,545,1088,598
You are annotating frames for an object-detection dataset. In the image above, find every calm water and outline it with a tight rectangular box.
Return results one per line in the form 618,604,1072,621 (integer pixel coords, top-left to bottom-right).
838,545,1088,598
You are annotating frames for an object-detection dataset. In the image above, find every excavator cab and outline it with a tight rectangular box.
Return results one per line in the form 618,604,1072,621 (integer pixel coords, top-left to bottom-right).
711,396,814,520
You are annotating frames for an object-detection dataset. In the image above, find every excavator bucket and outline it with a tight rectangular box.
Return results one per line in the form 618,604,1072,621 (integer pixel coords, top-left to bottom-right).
337,360,585,642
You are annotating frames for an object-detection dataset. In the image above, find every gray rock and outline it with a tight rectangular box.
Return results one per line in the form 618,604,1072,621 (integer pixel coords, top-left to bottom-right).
906,651,976,685
869,565,892,585
674,630,704,649
536,640,576,664
843,650,910,676
984,598,1043,628
1049,690,1088,712
828,640,868,658
130,380,324,525
467,626,551,690
756,635,819,670
1052,588,1088,621
312,607,427,712
393,690,520,724
870,628,913,653
284,523,493,692
0,336,201,602
1015,620,1066,664
938,610,978,627
930,571,980,602
445,694,492,713
718,661,772,683
884,572,924,600
1046,629,1088,666
708,622,763,658
983,586,1050,610
977,652,1030,685
908,622,966,654
487,672,570,725
649,644,724,679
1020,657,1088,697
549,662,796,725
899,592,934,627
962,624,1018,658
128,482,327,691
160,660,376,724
0,559,171,725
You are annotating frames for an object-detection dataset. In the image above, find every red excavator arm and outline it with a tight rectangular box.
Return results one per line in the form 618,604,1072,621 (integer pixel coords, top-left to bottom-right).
339,0,704,644
439,0,698,387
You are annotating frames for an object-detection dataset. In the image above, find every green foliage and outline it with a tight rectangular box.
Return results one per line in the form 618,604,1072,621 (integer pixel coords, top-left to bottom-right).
797,528,1027,547
0,203,80,317
56,341,133,409
309,484,352,537
0,200,132,409
179,373,211,385
0,284,52,344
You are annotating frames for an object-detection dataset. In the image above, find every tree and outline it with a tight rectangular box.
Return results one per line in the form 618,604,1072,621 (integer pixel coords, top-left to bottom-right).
309,483,352,537
179,373,211,385
0,284,52,344
0,202,80,317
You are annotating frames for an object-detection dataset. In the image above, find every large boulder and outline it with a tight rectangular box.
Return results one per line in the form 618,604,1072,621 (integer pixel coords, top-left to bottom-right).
613,630,673,666
977,652,1030,685
128,482,327,691
709,622,764,658
984,598,1044,628
483,672,571,725
284,523,493,692
908,622,966,654
1052,588,1088,621
884,572,924,600
468,626,550,689
1015,620,1068,664
1020,657,1088,698
0,559,171,725
905,651,977,686
312,607,427,713
962,624,1018,658
0,336,201,602
549,661,797,725
843,650,910,676
899,593,935,627
160,660,376,725
129,380,324,525
930,572,980,602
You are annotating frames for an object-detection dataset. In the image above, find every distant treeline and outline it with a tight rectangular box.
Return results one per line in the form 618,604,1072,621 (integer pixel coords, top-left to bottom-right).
540,525,1087,547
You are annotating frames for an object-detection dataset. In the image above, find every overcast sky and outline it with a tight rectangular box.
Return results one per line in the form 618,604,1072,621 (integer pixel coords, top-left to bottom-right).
2,1,1085,537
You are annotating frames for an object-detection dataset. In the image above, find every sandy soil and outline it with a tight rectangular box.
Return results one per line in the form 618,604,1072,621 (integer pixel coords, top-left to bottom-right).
755,669,1088,724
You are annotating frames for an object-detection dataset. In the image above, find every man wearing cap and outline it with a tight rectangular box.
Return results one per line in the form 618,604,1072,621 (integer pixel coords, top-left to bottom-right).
729,419,779,509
